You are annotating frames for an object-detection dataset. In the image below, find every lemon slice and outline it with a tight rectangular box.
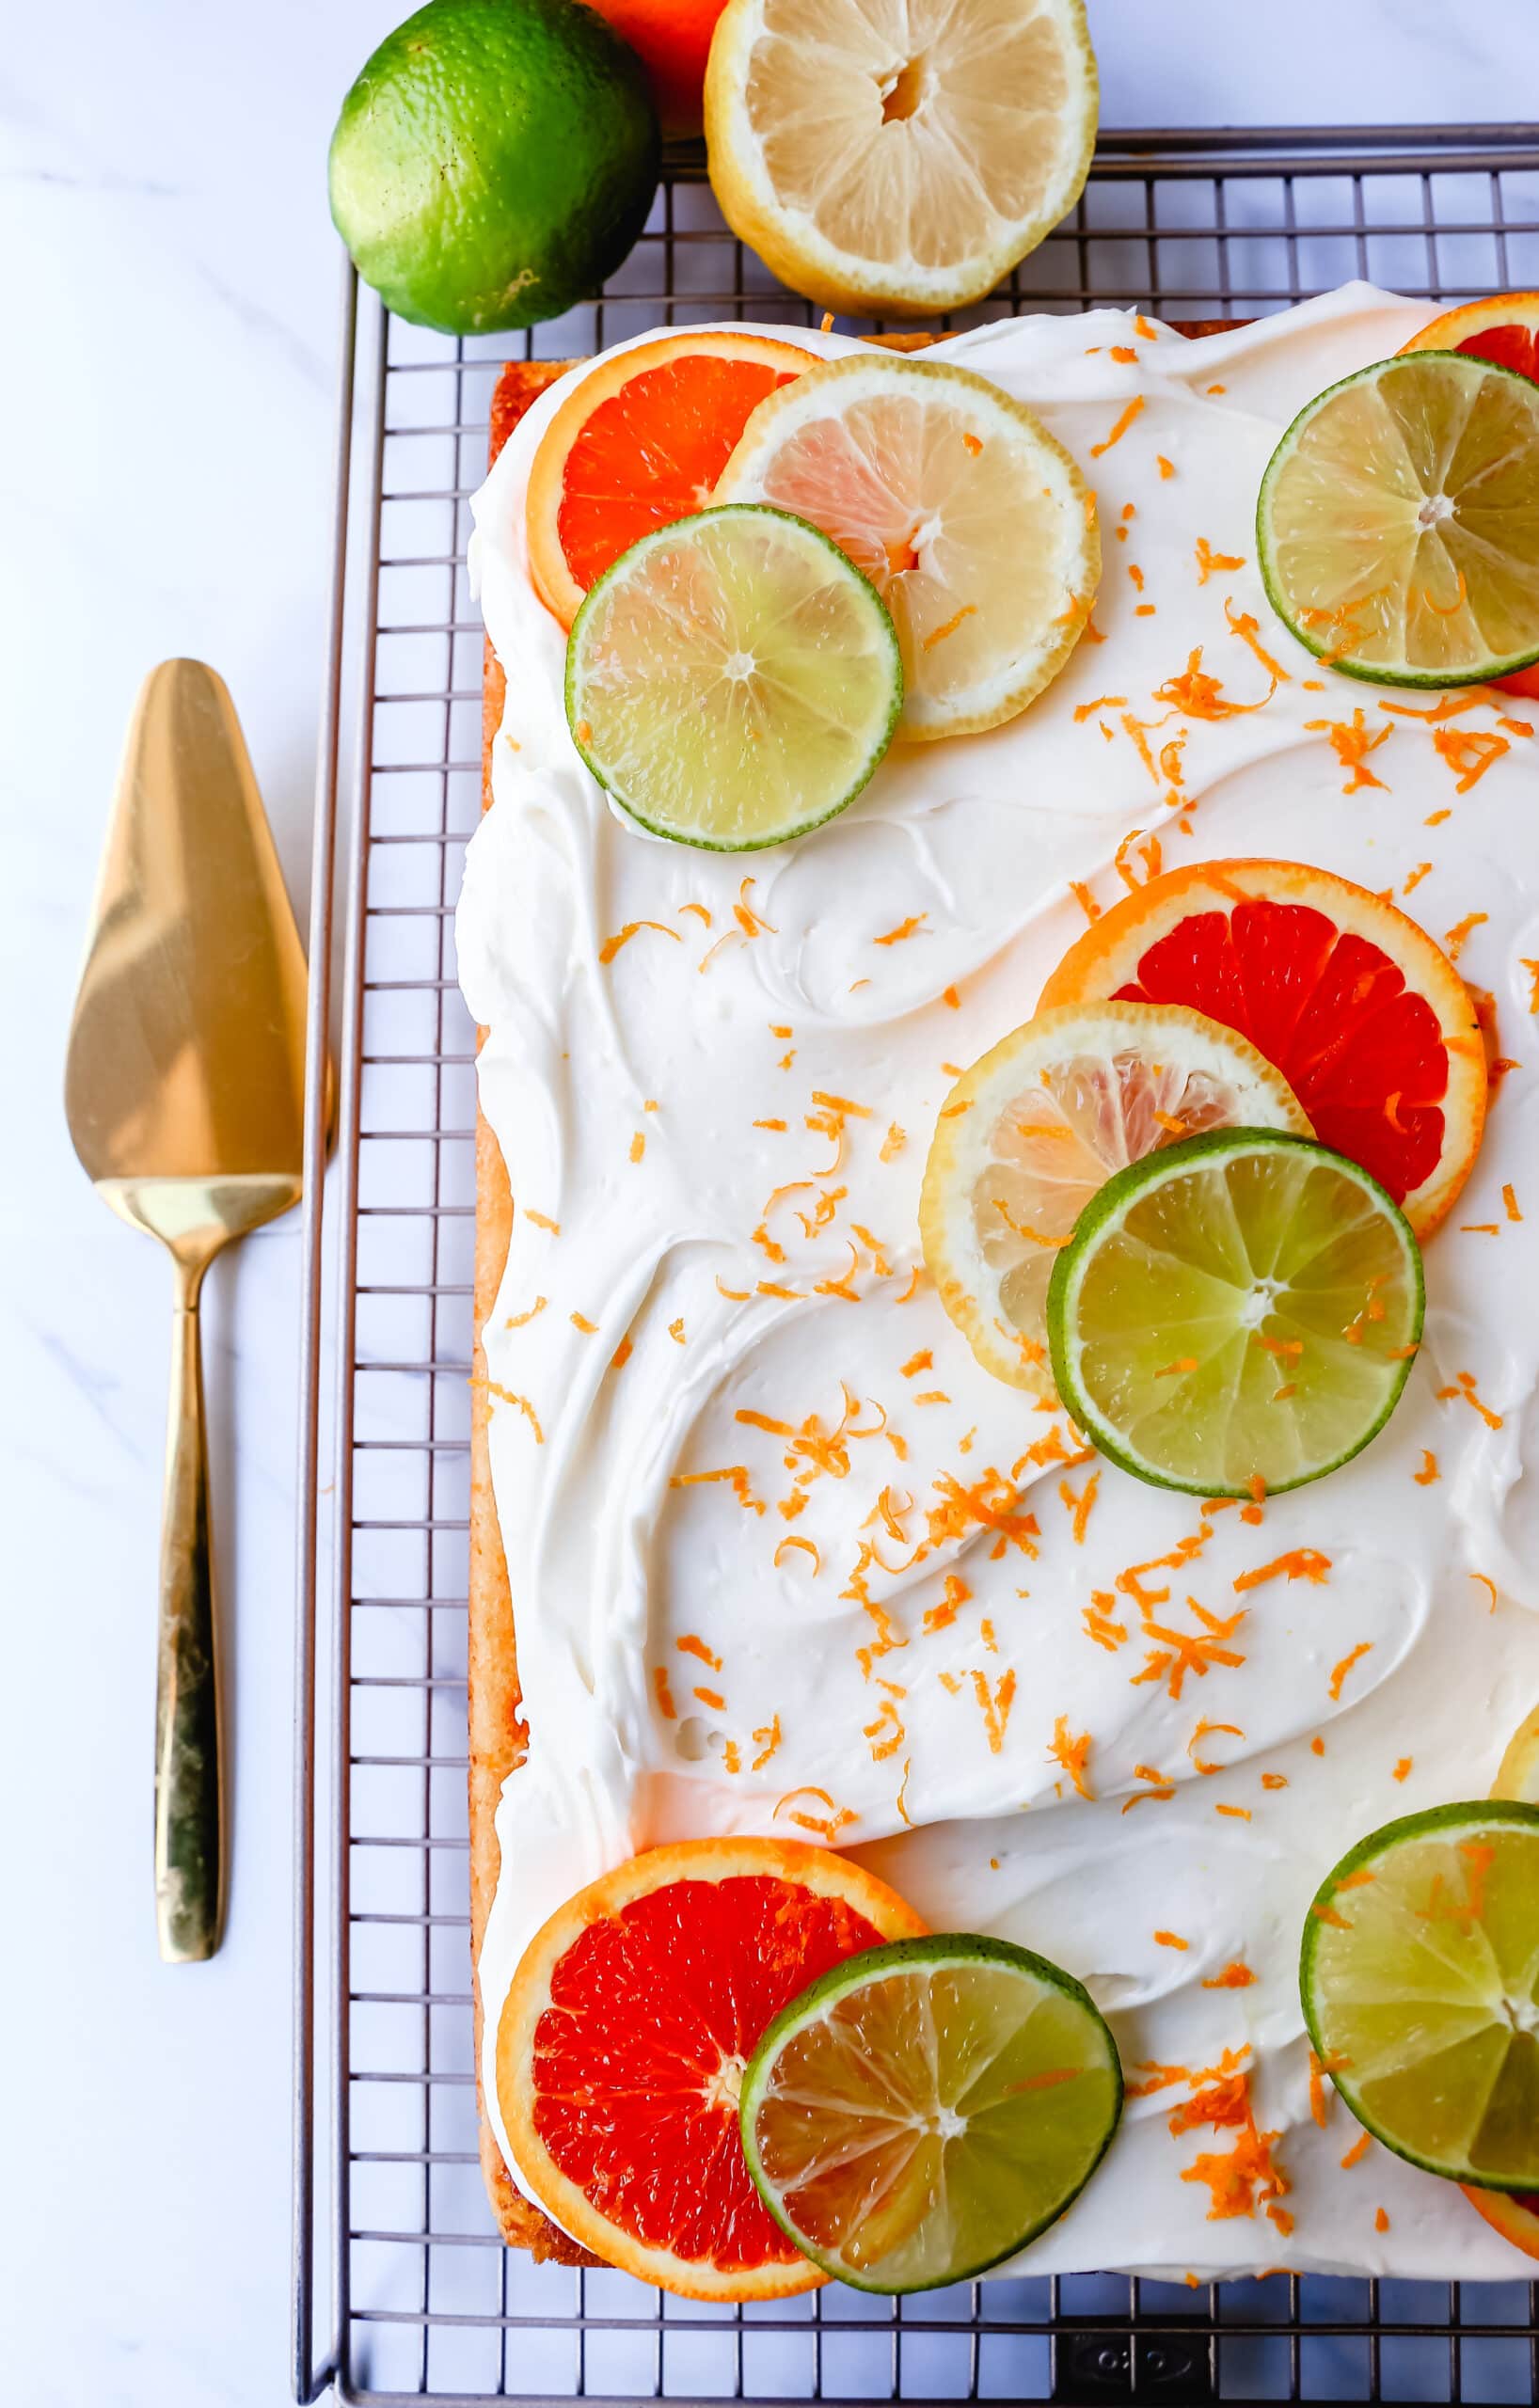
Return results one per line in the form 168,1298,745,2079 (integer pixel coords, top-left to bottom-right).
565,503,902,848
1257,351,1539,686
1302,1803,1539,2190
704,0,1098,318
920,1002,1309,1396
1048,1129,1423,1497
718,354,1099,738
1496,1707,1539,1805
740,1933,1122,2292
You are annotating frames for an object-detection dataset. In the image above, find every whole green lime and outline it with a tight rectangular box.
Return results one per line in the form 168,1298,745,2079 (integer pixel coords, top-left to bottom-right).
328,0,660,334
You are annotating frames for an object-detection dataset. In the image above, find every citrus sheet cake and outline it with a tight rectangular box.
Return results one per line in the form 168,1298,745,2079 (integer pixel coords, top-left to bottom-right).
458,286,1539,2283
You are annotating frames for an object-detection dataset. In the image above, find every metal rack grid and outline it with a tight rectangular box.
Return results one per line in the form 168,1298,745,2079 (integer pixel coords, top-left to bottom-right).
294,125,1539,2408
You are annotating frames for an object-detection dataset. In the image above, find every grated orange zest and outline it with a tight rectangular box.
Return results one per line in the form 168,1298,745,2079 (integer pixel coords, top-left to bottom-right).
1327,1641,1373,1702
1049,1712,1092,1794
598,919,683,965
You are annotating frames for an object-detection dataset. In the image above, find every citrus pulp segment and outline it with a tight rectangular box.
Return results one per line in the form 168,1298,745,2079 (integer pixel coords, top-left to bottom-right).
1256,350,1539,685
919,1001,1310,1397
526,330,813,626
498,1838,927,2298
1038,858,1487,1236
717,354,1100,737
565,503,902,848
740,1933,1122,2291
1399,293,1539,383
1047,1128,1423,1497
1301,1803,1539,2191
704,0,1099,318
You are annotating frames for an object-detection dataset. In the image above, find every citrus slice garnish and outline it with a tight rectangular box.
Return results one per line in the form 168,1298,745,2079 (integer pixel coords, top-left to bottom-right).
919,1001,1310,1397
565,502,903,848
1302,1803,1539,2192
497,1838,927,2300
1047,1128,1423,1497
1039,859,1486,1237
717,354,1099,738
526,330,812,627
1461,1714,1539,2257
1256,350,1539,687
704,0,1099,319
1399,293,1539,383
739,1933,1122,2292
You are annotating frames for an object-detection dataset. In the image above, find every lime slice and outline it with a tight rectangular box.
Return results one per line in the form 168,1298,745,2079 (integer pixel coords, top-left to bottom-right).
920,1002,1310,1398
1256,350,1539,686
1301,1803,1539,2190
1496,1707,1539,1805
1047,1128,1423,1497
565,502,902,849
738,1933,1122,2293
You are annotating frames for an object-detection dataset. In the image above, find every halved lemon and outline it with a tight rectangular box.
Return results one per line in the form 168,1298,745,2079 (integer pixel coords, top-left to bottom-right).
526,329,814,628
1256,350,1539,687
566,502,902,848
717,353,1099,738
704,0,1098,320
920,1001,1309,1396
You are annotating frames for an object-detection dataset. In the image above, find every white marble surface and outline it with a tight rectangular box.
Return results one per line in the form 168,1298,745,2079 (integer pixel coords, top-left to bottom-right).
6,6,1539,2403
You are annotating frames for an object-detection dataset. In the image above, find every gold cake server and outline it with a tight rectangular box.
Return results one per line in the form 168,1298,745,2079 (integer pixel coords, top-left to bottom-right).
65,659,309,1961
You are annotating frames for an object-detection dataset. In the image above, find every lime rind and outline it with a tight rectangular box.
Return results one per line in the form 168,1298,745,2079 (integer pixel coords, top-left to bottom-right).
565,502,903,851
1300,1800,1539,2191
1256,349,1539,689
739,1932,1123,2293
1047,1127,1424,1497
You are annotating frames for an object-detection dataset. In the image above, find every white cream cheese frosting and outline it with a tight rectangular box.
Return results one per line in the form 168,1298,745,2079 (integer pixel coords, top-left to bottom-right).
459,286,1539,2282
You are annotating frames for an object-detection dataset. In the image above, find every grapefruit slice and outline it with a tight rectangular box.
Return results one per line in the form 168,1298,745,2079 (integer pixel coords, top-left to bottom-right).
1399,293,1539,383
919,1000,1309,1397
1038,860,1486,1237
496,1837,927,2299
526,330,812,626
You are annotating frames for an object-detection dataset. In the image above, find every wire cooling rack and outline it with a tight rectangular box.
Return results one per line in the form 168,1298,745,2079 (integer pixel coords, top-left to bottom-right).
294,125,1539,2408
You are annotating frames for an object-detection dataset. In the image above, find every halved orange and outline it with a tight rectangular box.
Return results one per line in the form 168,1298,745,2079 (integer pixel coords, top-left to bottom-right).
1039,860,1486,1235
1400,293,1539,383
497,1837,927,2299
1400,303,1539,697
525,330,813,627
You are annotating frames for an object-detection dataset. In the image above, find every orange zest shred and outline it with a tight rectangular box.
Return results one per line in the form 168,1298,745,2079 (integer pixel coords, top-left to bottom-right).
1470,1570,1499,1612
1090,393,1146,456
772,1783,855,1841
570,1312,598,1335
669,1464,765,1515
1261,1772,1288,1791
692,1685,726,1711
598,918,683,965
1443,909,1488,962
1223,597,1291,682
653,1665,677,1719
1131,1599,1247,1701
875,912,928,945
1194,537,1245,585
1327,1641,1373,1702
1049,1713,1093,1796
1232,1548,1331,1593
504,1295,547,1329
676,1633,722,1671
1085,1597,1129,1654
922,1573,972,1636
1201,1960,1257,1990
610,1336,633,1371
1433,725,1511,792
1436,1369,1503,1430
1074,693,1129,722
864,1697,906,1763
922,604,977,652
715,1275,752,1302
1215,1803,1252,1820
1188,1719,1245,1775
1304,708,1393,793
752,1717,782,1772
1181,2110,1289,2226
523,1207,560,1233
1154,1929,1190,1951
1068,879,1102,925
1341,2132,1372,2170
472,1378,545,1443
1375,2207,1390,2235
1058,1471,1100,1544
1308,2051,1332,2129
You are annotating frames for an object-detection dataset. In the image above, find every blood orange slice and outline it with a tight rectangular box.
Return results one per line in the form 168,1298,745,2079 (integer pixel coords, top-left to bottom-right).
525,330,812,626
496,1838,927,2299
1038,861,1486,1236
1399,293,1539,383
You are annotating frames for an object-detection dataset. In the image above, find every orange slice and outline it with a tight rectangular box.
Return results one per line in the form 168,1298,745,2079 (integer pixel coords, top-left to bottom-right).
1039,860,1485,1236
497,1837,927,2299
525,330,813,626
1400,292,1539,383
